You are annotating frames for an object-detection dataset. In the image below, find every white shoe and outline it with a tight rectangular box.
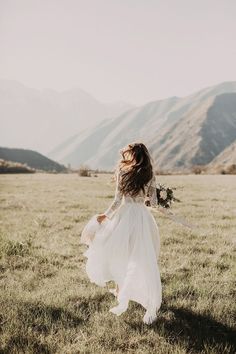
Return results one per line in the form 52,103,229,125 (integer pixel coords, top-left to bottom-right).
143,311,157,325
109,302,128,316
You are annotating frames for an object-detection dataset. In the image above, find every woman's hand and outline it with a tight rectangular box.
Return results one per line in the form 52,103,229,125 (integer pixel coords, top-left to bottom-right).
97,214,107,224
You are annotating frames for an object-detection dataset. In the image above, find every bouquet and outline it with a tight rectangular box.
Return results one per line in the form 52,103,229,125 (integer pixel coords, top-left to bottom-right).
156,183,181,208
145,183,180,208
145,183,198,230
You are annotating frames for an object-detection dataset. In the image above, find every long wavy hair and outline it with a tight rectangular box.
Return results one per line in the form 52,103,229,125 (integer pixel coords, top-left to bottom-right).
114,142,154,197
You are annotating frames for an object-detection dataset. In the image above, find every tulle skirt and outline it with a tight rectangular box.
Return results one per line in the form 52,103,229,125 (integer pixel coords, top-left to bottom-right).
80,201,162,324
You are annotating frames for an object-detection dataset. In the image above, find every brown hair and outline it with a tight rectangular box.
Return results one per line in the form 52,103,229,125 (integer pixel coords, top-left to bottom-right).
114,142,154,197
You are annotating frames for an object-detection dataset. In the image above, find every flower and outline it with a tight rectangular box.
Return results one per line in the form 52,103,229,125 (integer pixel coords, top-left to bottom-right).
160,190,167,199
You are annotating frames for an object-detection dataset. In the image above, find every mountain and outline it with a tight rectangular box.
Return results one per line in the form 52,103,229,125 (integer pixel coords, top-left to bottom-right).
208,140,236,165
0,80,133,154
150,92,236,170
49,81,236,171
0,147,67,172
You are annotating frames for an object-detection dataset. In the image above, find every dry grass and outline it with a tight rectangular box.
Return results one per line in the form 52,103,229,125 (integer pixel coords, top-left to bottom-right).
0,173,235,354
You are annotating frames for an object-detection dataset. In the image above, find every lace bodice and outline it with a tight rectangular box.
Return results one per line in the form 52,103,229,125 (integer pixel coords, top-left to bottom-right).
104,168,158,219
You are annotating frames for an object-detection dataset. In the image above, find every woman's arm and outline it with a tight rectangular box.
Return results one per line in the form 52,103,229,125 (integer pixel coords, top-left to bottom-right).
103,169,123,220
97,169,123,223
145,173,158,207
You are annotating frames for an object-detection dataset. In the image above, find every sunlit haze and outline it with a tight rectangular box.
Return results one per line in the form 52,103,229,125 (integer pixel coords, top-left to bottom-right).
0,0,236,105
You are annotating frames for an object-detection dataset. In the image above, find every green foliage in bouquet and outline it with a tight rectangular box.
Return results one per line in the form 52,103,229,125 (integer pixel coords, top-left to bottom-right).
145,183,181,208
156,183,179,208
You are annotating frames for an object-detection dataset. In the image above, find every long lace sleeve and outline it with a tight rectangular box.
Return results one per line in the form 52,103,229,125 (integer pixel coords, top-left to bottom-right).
104,169,123,219
146,174,158,208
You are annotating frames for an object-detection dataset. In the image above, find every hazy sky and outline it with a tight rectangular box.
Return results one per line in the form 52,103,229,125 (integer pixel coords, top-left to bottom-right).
0,0,235,105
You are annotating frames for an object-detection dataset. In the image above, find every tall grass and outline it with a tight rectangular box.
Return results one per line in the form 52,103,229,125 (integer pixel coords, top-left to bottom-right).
0,173,235,353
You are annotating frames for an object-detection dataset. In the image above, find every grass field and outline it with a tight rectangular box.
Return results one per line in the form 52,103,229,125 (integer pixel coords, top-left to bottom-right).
0,173,235,354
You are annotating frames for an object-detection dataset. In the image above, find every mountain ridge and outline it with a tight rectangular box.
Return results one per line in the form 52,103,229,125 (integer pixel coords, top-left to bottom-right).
49,81,236,171
0,146,67,172
0,79,133,153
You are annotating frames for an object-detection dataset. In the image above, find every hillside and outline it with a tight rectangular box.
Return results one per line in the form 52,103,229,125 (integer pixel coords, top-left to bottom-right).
0,80,133,153
150,93,236,170
48,82,236,171
208,140,236,165
0,147,67,172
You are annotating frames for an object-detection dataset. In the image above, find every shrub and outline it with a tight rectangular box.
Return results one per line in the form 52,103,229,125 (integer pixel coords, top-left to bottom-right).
191,165,207,174
0,159,35,174
220,164,236,175
78,165,91,177
155,168,172,175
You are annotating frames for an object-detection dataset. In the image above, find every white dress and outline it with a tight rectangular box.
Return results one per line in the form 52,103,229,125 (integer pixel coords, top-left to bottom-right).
81,168,162,324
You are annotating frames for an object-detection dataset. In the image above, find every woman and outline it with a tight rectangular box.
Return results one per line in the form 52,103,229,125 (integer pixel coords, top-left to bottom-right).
82,142,162,324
